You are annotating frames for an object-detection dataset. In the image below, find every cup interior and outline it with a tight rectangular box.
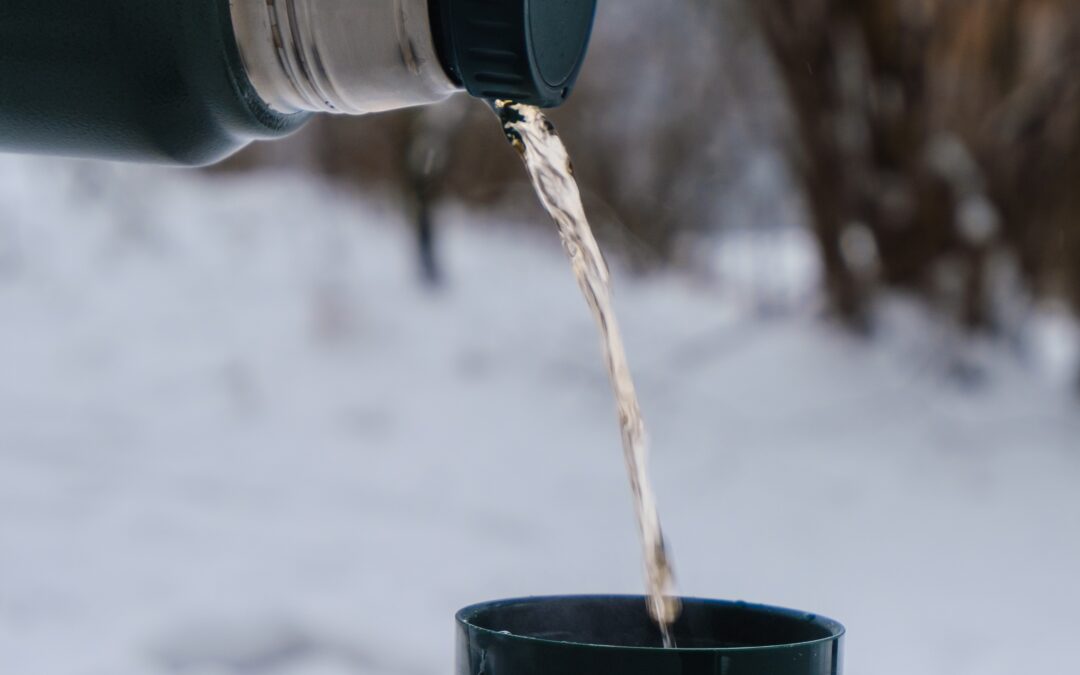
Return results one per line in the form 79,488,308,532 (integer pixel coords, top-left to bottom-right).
460,596,843,650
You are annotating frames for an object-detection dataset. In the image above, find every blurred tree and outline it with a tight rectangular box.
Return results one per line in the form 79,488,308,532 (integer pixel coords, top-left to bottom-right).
401,97,472,287
752,0,1080,338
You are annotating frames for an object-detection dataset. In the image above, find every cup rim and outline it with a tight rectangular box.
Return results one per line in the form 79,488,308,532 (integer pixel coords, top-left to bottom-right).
456,595,846,653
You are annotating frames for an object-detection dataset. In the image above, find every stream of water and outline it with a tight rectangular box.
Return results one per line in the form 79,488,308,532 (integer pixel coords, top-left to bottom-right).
494,101,681,647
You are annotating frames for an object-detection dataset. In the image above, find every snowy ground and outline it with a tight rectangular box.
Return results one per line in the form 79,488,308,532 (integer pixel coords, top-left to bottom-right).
0,155,1078,675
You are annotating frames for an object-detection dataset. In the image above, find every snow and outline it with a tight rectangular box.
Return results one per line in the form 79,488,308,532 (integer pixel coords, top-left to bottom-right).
0,154,1078,675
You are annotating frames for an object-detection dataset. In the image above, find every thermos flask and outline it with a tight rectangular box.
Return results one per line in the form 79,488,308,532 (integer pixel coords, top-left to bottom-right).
0,0,596,164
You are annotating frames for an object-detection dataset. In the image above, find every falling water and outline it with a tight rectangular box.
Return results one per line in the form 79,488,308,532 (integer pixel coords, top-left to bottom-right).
494,101,681,647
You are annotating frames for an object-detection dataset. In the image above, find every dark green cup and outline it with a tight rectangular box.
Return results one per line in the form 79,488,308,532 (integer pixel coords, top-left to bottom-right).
456,596,844,675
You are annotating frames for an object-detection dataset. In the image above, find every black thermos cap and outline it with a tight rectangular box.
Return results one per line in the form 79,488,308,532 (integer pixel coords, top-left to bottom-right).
428,0,598,108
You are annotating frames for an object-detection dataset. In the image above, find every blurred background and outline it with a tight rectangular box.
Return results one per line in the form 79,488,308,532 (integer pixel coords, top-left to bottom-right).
1,1,1078,674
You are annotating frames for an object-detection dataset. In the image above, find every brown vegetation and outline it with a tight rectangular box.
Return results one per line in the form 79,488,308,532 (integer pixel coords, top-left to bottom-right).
753,0,1080,331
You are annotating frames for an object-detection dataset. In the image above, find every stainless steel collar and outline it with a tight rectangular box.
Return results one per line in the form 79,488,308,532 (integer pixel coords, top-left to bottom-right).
230,0,460,115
